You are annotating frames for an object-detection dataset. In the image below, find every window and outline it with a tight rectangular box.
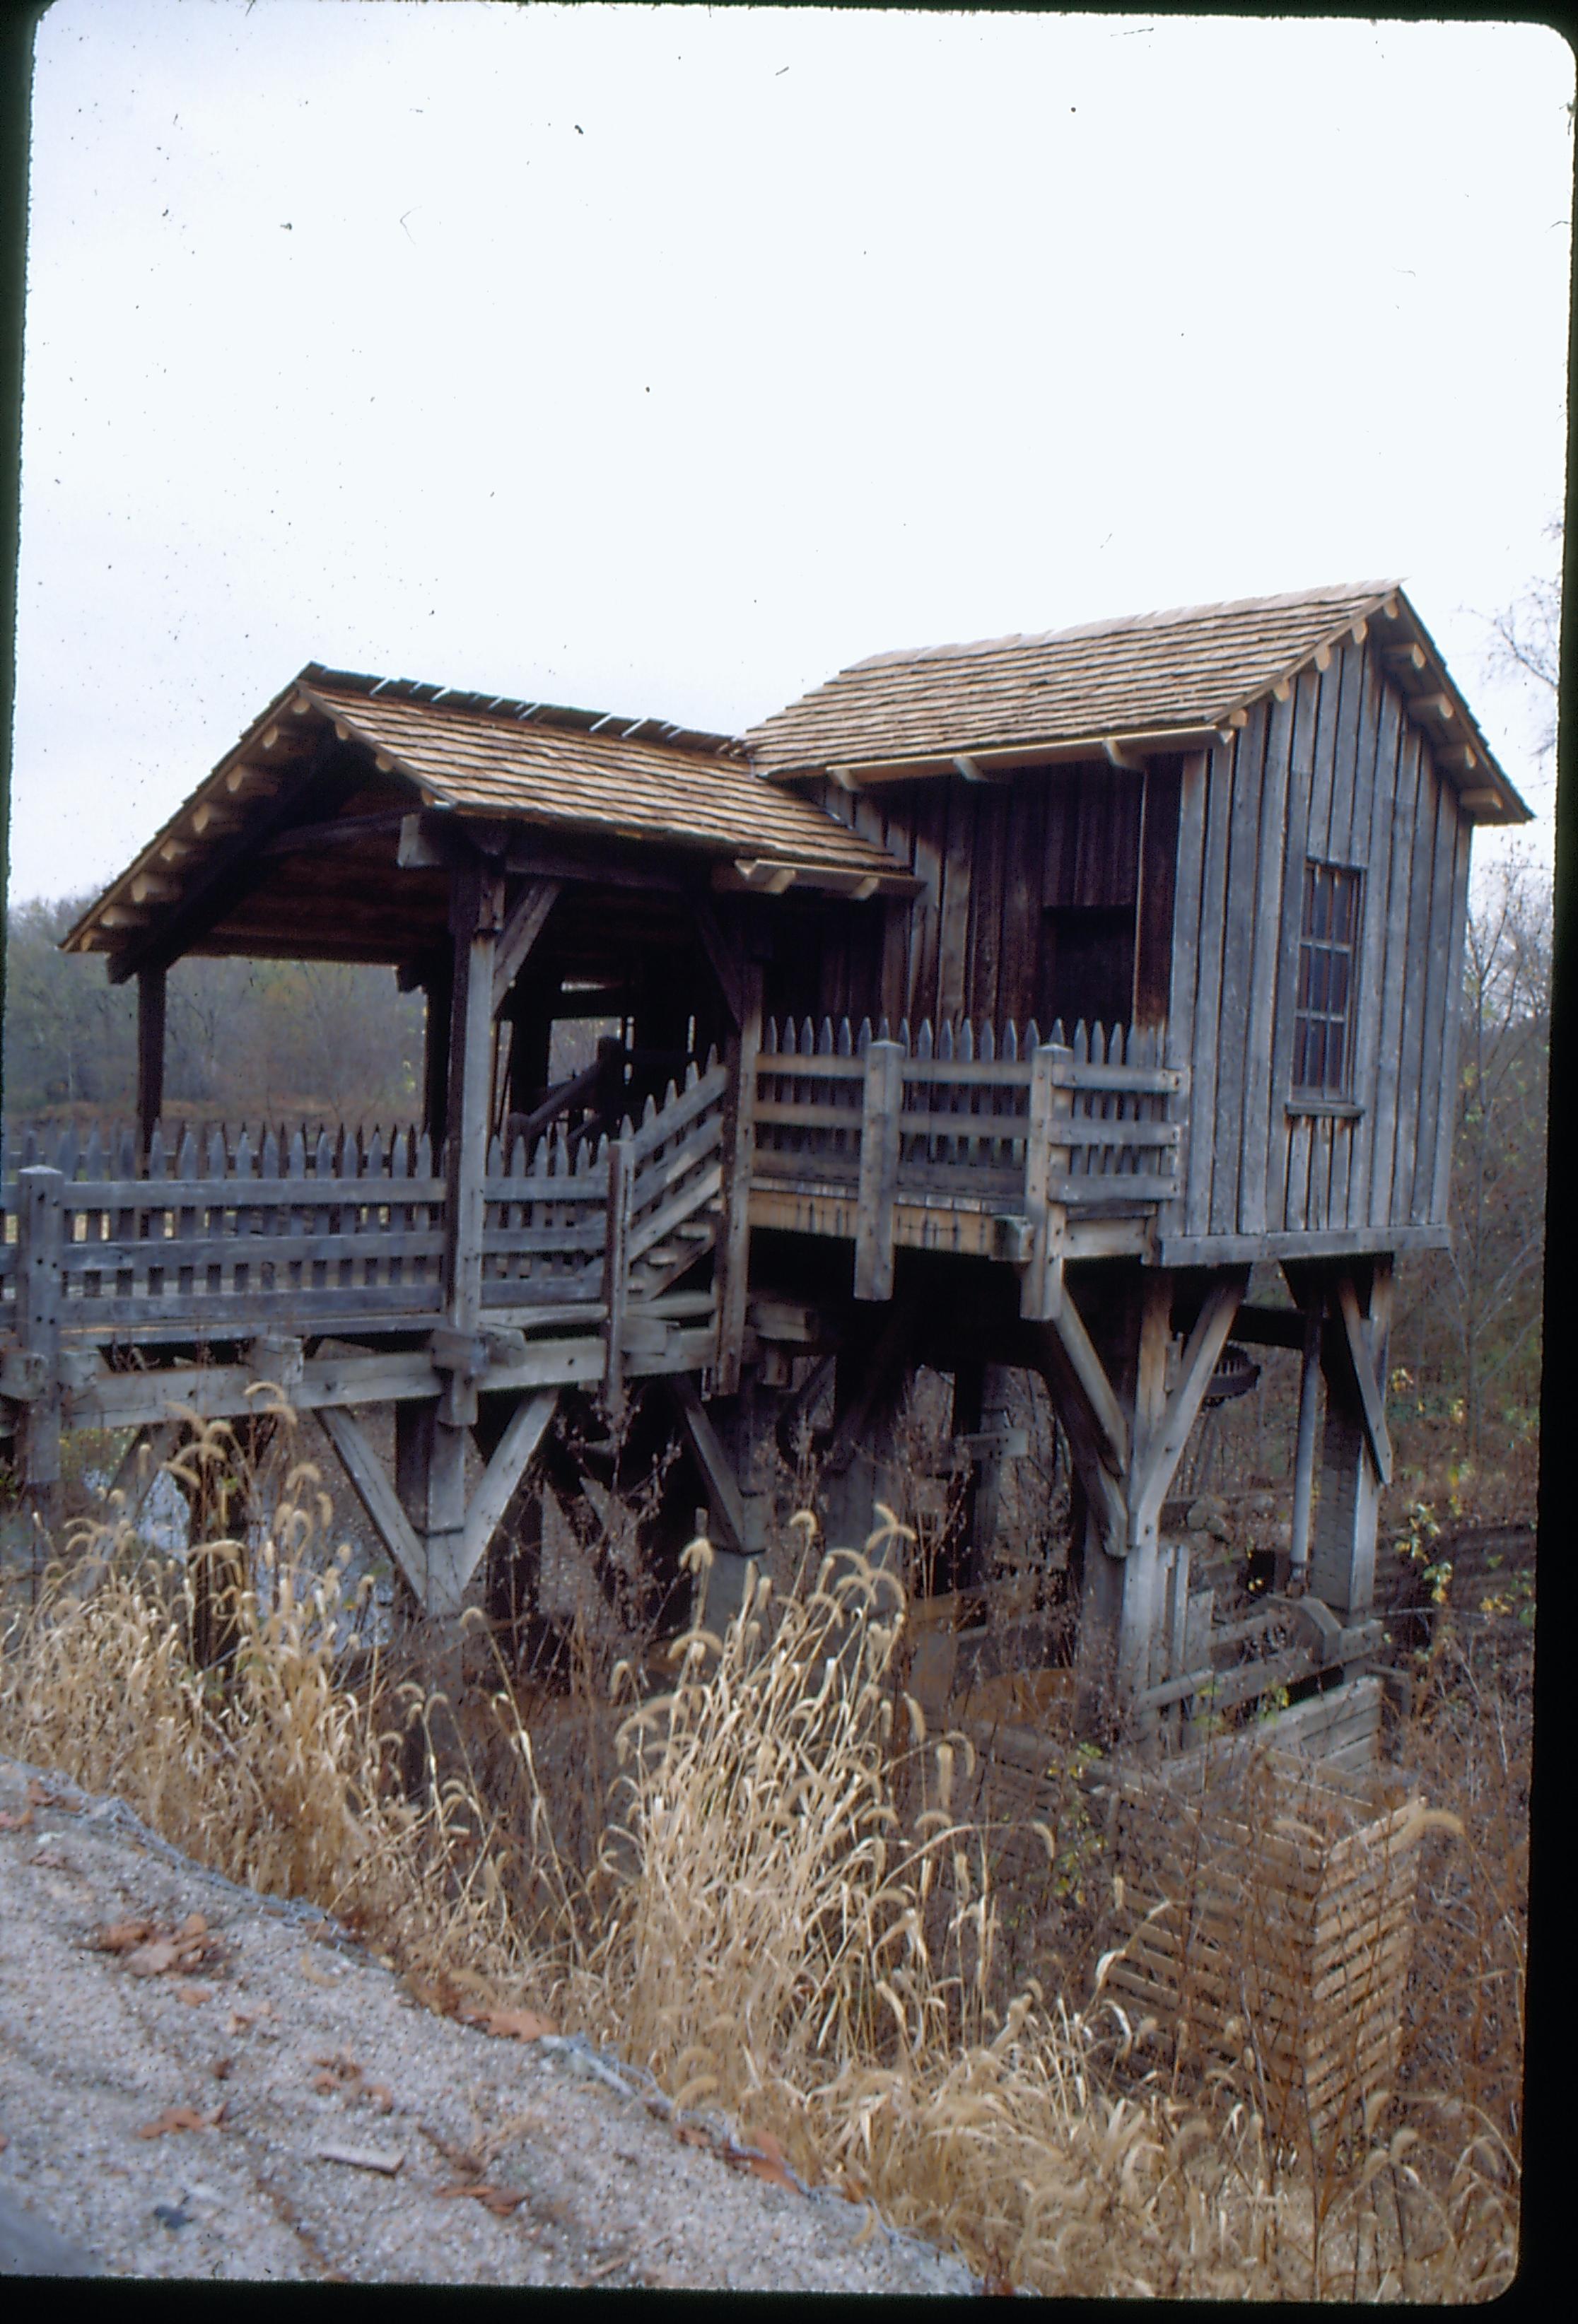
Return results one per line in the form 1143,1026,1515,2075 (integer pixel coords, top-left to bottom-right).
1292,862,1362,1098
1038,903,1136,1035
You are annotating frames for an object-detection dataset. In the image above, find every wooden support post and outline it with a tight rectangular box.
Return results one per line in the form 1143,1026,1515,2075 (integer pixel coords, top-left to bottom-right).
441,859,505,1428
853,1039,904,1301
602,1134,633,1416
421,950,453,1147
713,958,762,1395
1309,1257,1393,1622
1126,1272,1248,1548
16,1170,64,1524
136,966,165,1165
1114,1270,1174,1706
1287,1291,1324,1588
1019,1041,1072,1320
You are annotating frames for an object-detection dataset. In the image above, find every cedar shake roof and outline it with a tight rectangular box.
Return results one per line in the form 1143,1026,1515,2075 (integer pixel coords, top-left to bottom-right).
294,670,906,877
744,582,1530,821
64,664,913,958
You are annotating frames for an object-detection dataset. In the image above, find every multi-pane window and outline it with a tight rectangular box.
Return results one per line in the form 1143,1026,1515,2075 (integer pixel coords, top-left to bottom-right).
1292,862,1362,1098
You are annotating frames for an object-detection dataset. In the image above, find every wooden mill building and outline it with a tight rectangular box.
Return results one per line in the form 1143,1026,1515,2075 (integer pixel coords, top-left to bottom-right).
2,580,1530,1739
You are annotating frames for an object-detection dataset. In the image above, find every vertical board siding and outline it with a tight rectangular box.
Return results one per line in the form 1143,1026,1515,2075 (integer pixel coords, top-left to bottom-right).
1210,702,1271,1235
1235,696,1292,1236
1408,762,1466,1223
1364,722,1424,1229
1266,669,1321,1233
1343,647,1404,1232
1164,751,1208,1220
1388,746,1445,1225
1428,823,1473,1223
1184,740,1237,1236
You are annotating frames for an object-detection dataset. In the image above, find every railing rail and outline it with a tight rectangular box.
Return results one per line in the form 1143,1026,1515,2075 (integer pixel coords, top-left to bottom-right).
750,1013,1187,1307
0,1053,730,1340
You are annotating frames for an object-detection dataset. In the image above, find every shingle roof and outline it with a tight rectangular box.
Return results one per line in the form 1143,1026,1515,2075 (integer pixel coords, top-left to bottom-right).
743,583,1523,816
62,664,916,958
297,669,903,879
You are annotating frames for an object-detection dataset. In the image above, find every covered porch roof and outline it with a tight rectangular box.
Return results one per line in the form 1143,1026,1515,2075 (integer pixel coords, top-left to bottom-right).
62,662,917,978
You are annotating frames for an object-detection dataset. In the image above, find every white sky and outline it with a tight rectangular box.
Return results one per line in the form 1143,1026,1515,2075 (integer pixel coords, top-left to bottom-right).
8,1,1572,908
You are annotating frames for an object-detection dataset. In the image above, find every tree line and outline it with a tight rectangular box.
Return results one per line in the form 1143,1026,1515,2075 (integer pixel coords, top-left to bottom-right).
0,895,424,1127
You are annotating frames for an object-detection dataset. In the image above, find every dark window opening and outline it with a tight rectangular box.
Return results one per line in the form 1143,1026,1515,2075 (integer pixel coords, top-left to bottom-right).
1038,903,1135,1036
1292,862,1362,1098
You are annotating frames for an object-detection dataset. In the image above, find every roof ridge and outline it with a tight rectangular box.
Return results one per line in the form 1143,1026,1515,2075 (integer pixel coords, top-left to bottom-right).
301,662,744,759
839,581,1405,675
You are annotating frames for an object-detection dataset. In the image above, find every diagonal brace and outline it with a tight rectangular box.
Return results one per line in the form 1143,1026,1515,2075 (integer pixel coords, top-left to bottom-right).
670,1375,747,1552
492,879,563,1013
318,1404,428,1606
1128,1271,1248,1547
462,1389,559,1583
1041,1284,1129,1476
1334,1271,1393,1486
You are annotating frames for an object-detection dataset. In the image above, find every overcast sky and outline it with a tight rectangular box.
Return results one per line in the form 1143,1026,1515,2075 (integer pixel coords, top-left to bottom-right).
8,1,1572,908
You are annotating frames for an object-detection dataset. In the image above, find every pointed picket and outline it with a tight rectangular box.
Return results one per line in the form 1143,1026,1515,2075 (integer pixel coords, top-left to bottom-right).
978,1021,994,1064
1027,1020,1043,1053
83,1126,105,1182
916,1019,934,1060
836,1015,853,1058
416,1131,433,1178
817,1016,834,1056
1004,1021,1019,1062
116,1125,137,1180
800,1016,816,1058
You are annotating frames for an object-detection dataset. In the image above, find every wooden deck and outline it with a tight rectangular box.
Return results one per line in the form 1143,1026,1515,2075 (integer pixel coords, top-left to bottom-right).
1,1017,1186,1486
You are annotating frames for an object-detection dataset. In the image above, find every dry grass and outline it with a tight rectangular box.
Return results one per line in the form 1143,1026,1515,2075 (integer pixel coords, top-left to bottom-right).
0,1414,1526,2299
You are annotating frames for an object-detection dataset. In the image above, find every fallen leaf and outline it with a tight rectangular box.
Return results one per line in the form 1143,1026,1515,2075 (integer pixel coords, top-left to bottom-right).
312,2072,339,2096
136,2104,222,2139
300,1953,333,1988
0,1807,35,1832
438,2182,527,2217
211,2059,234,2082
363,2082,394,2114
723,2141,800,2194
95,1920,154,1953
0,2131,8,2152
177,1985,210,2008
674,2124,712,2150
124,1942,182,1978
179,1912,209,1938
462,2007,555,2043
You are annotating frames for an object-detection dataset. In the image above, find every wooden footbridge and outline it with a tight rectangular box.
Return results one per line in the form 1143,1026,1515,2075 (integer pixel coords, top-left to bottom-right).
2,582,1529,1738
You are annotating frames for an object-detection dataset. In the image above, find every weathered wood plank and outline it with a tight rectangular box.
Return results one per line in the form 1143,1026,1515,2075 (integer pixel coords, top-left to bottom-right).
1341,647,1402,1231
1210,706,1268,1235
1408,764,1463,1224
460,1387,558,1584
1237,691,1295,1235
1019,1042,1070,1320
1427,816,1472,1226
16,1168,64,1489
1184,741,1234,1236
670,1374,747,1551
1389,746,1444,1228
1266,669,1322,1229
1129,1272,1249,1544
853,1040,904,1301
491,878,563,1011
317,1404,427,1604
1367,721,1425,1231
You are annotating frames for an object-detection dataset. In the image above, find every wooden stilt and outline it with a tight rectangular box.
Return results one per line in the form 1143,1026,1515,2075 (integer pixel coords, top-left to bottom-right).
1287,1291,1324,1588
136,966,165,1165
1308,1257,1393,1621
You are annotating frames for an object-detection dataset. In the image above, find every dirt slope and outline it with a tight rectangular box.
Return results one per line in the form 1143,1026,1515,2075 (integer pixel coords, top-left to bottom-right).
0,1754,976,2291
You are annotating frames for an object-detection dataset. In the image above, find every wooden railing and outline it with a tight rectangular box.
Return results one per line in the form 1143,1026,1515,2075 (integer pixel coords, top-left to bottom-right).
750,1014,1186,1301
0,1055,730,1345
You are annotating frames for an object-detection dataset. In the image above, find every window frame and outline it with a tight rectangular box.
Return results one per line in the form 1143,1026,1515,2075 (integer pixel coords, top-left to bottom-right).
1290,858,1364,1108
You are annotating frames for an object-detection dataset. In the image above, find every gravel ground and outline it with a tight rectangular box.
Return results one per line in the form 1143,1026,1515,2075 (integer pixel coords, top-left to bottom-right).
0,1753,978,2291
